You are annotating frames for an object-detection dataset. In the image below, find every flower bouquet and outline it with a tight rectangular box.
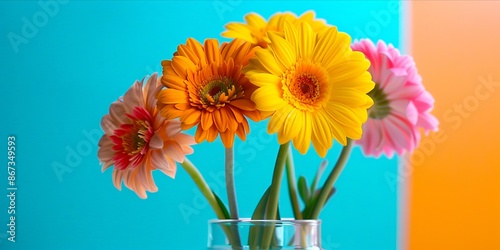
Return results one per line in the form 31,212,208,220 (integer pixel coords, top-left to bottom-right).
97,11,438,249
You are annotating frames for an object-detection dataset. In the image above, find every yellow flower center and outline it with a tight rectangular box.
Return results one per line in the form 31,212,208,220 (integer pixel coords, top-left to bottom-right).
282,61,329,111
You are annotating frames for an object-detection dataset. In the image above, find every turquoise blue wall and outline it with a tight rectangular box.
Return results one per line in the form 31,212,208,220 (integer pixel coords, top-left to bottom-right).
0,1,401,249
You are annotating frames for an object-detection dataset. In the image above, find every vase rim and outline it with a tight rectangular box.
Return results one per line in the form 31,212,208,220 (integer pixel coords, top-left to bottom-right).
208,218,322,223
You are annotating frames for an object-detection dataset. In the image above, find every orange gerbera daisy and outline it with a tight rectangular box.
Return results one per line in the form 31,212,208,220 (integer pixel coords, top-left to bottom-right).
222,11,328,48
98,73,195,198
157,38,261,148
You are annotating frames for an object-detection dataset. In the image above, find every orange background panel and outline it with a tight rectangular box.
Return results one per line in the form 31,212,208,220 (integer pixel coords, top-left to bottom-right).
409,1,500,250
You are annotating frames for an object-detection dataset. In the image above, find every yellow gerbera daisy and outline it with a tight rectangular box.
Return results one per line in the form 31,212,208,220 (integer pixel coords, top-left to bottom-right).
222,11,328,48
157,38,261,148
244,22,374,157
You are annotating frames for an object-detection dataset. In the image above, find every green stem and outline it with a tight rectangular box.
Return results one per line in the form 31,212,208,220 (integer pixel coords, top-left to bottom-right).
225,147,242,249
265,142,290,219
181,158,240,249
309,139,354,219
285,148,302,220
260,141,291,249
180,159,226,220
310,160,327,195
225,147,239,219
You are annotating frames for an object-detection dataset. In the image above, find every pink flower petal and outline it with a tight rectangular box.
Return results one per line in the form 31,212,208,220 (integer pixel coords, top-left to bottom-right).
149,133,164,149
352,39,439,157
406,101,419,125
98,73,194,198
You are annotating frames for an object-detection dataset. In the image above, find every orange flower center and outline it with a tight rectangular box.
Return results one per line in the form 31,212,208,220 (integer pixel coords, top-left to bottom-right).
290,73,320,104
201,78,230,104
283,61,329,111
198,76,242,110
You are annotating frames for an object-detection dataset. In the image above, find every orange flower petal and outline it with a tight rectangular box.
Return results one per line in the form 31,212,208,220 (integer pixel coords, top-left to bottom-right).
204,39,220,64
221,107,238,132
228,105,245,123
158,88,187,104
159,38,264,147
200,110,214,130
159,105,183,120
195,125,208,143
161,75,186,90
220,130,235,148
207,126,219,142
235,123,247,141
230,98,256,111
180,108,201,126
213,109,227,132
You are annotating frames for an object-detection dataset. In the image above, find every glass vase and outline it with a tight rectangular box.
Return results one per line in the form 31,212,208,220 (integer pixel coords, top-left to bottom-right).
207,218,322,250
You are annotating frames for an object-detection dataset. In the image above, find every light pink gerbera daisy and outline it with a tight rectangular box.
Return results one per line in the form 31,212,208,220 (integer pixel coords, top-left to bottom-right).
351,39,438,158
98,73,195,198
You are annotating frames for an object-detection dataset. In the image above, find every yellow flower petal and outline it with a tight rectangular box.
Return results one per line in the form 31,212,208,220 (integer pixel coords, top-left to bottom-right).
221,23,257,44
252,86,286,112
321,33,352,71
269,104,293,134
312,26,338,63
255,49,284,75
245,13,267,28
297,22,314,58
268,31,296,70
279,109,303,144
246,72,281,87
241,17,373,156
311,112,333,149
324,103,361,129
292,112,312,154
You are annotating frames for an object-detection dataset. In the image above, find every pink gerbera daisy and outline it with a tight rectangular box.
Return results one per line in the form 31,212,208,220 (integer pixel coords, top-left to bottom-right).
351,39,438,158
98,73,195,198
